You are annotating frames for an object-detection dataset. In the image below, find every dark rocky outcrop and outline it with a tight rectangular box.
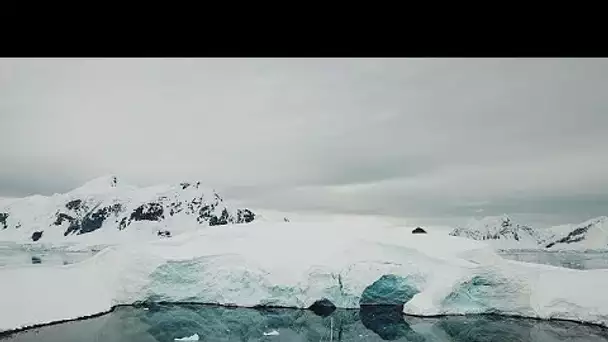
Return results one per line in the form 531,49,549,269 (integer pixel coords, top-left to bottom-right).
31,231,43,241
546,223,593,248
412,227,427,234
196,203,214,222
0,212,8,229
116,193,256,232
209,208,230,226
130,203,165,222
236,209,255,224
31,256,42,264
157,230,171,238
65,199,83,211
64,204,124,236
1,180,257,239
119,217,128,230
53,213,75,226
308,298,336,317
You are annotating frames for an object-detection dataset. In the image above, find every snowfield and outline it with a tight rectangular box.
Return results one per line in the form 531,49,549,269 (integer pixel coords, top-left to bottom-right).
2,220,608,333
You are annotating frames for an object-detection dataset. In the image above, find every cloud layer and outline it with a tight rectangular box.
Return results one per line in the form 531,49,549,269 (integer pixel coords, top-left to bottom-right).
1,58,607,225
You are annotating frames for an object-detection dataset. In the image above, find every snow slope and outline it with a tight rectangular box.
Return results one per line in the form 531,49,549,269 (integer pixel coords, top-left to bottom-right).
544,216,608,250
448,215,545,249
0,176,255,245
449,215,608,251
2,220,608,332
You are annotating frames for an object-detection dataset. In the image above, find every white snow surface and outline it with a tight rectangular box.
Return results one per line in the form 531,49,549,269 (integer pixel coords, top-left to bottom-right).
449,215,545,249
174,333,200,341
263,330,280,336
449,215,608,250
2,220,608,332
544,216,608,250
0,175,253,245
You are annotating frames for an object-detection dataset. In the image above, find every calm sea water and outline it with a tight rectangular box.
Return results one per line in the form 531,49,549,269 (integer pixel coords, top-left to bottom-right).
2,304,608,342
0,243,98,267
498,250,608,270
3,242,607,271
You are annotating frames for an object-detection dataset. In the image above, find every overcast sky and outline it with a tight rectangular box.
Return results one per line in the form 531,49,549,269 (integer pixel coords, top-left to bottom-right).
1,58,607,226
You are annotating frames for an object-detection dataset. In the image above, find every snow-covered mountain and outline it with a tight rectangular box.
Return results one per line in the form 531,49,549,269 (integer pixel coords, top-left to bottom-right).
449,215,544,248
449,215,608,250
0,175,256,243
543,216,608,250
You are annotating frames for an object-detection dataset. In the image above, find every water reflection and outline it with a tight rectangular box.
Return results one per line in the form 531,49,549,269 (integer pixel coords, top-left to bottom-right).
498,250,608,270
0,243,97,267
3,304,608,342
359,305,425,341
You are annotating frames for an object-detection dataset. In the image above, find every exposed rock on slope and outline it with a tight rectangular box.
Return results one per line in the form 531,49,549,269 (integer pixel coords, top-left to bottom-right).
0,212,8,229
0,175,256,243
450,215,608,250
449,215,542,247
544,216,608,250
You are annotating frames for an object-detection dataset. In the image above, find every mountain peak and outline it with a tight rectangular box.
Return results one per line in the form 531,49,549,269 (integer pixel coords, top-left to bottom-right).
0,176,256,243
449,214,541,247
544,216,608,250
69,175,126,195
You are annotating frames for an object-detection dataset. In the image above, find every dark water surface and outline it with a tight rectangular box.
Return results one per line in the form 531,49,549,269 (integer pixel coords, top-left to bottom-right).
2,304,608,342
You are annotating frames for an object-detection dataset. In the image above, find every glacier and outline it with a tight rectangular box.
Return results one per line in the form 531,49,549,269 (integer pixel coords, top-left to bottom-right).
2,220,608,333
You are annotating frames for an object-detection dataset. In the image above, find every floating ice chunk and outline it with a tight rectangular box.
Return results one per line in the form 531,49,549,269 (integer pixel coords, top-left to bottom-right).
174,333,199,341
263,329,279,336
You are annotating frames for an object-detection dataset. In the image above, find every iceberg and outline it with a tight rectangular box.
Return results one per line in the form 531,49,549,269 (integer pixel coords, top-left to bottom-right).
174,333,199,341
2,220,608,333
263,329,279,336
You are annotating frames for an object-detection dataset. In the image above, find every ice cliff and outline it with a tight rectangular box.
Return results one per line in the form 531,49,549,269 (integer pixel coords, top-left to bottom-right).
2,221,608,332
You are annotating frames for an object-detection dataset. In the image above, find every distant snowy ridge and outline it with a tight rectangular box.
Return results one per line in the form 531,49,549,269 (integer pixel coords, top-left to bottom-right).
449,215,543,249
449,215,608,250
543,216,608,250
0,175,255,243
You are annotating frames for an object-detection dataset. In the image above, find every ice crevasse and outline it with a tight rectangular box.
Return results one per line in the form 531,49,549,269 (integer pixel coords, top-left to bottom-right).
2,221,608,332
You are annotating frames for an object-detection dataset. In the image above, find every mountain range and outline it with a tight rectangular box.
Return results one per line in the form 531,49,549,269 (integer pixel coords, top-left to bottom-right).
0,176,255,244
449,215,608,250
1,176,607,251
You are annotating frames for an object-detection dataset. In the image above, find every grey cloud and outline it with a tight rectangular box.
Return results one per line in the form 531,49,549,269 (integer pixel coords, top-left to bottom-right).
1,58,608,226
